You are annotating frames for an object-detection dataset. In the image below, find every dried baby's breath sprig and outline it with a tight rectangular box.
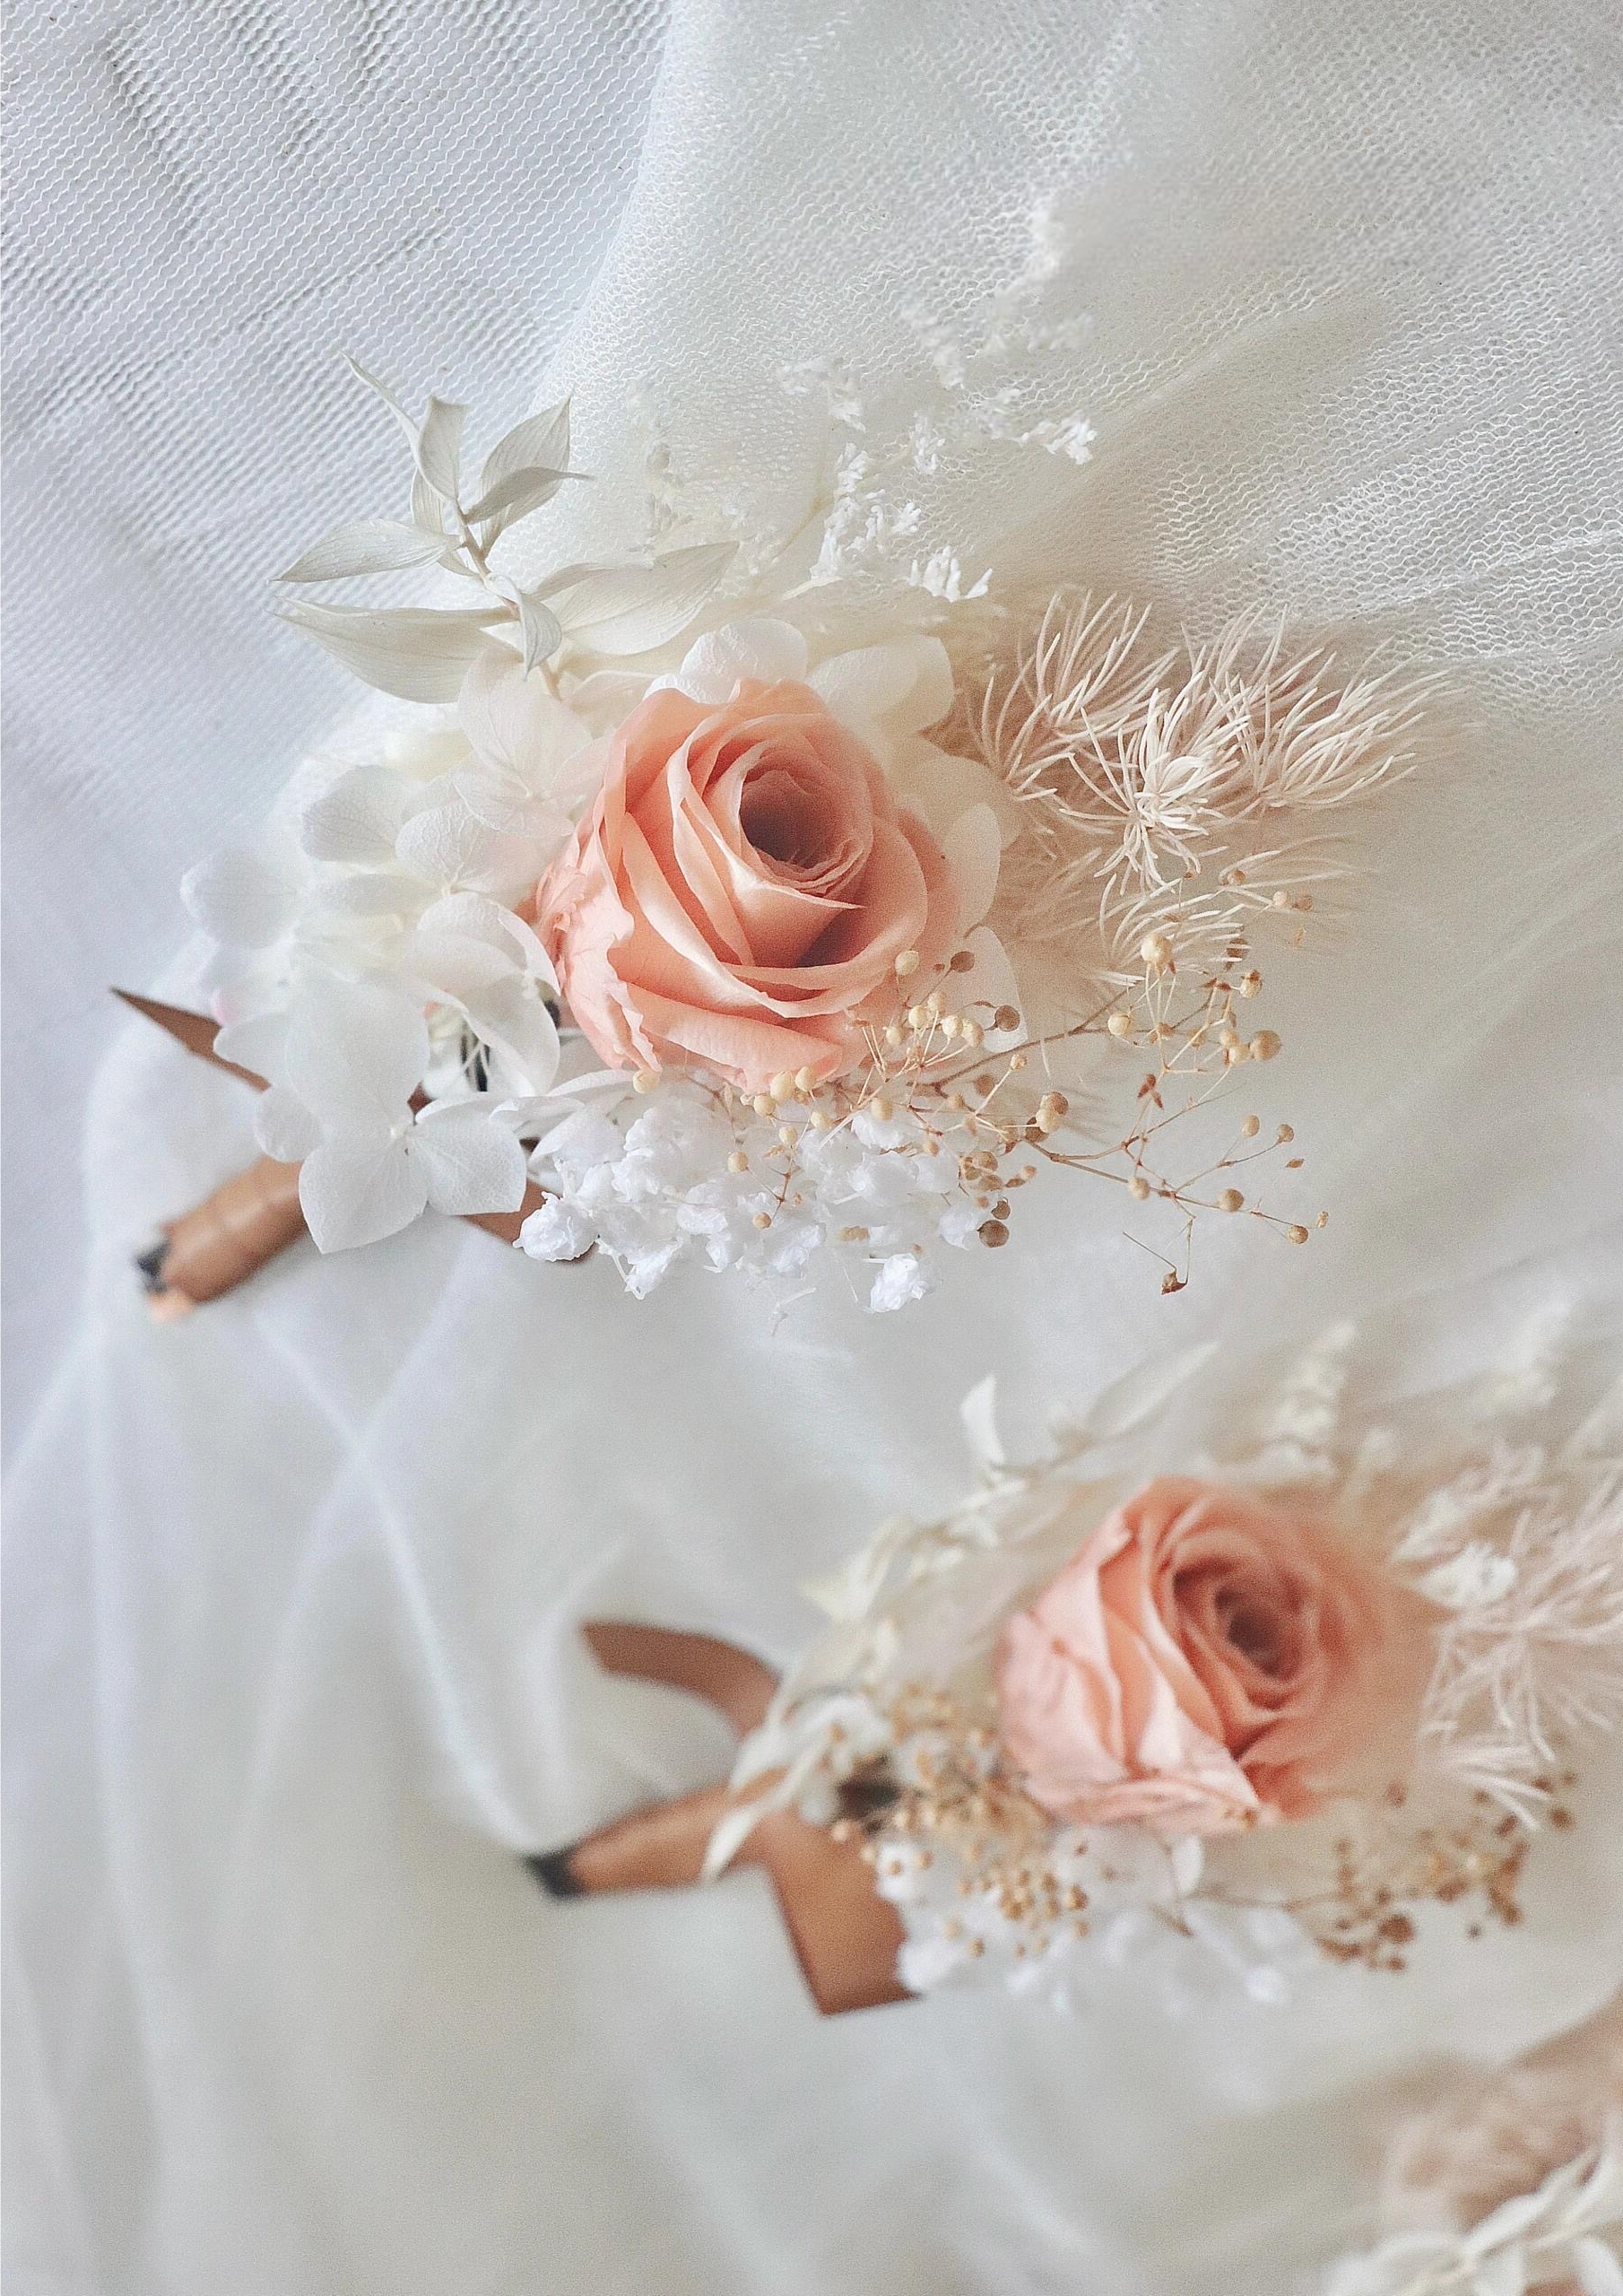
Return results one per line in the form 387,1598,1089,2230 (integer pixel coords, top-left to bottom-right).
638,909,1324,1305
835,1688,1545,1983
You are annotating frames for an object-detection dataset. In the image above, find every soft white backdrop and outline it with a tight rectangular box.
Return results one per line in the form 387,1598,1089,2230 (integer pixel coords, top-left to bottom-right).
4,4,1622,2292
2,0,671,1439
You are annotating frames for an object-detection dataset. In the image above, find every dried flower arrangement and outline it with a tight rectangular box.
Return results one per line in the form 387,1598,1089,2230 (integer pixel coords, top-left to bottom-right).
150,207,1431,1311
699,1318,1622,2011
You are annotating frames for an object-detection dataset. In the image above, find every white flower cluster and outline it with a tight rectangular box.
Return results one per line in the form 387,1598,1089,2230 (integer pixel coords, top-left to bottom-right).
181,352,1020,1293
876,1817,1316,2014
518,1076,996,1311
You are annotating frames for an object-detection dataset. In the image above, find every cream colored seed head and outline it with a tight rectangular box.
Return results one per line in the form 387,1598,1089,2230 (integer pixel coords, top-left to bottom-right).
795,1065,817,1094
1250,1030,1282,1061
1240,1114,1261,1138
926,989,946,1019
894,947,921,978
1127,1175,1150,1201
872,1096,893,1122
907,1004,927,1031
960,1018,984,1048
1272,890,1290,909
1276,1122,1294,1143
632,1067,659,1093
884,1023,904,1048
770,1071,794,1101
1010,1052,1028,1071
1239,970,1263,997
939,1012,961,1039
1107,1011,1134,1039
811,1110,834,1132
752,1092,774,1118
1140,929,1174,970
1217,1187,1245,1213
727,1151,749,1174
778,1125,796,1146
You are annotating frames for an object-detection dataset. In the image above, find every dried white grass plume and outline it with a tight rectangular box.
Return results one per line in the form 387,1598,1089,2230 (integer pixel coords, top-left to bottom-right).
1382,1990,1623,2239
1416,1465,1623,1817
971,590,1432,997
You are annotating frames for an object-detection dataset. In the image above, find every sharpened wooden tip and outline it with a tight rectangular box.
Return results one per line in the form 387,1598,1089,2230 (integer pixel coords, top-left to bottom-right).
112,990,268,1089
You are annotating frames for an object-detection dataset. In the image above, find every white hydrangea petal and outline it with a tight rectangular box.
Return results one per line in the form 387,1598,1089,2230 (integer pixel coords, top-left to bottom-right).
674,617,810,701
253,1086,322,1163
299,1129,426,1252
1467,2248,1529,2296
810,634,952,737
458,647,592,790
888,739,1022,845
213,1010,289,1084
560,667,656,736
394,798,497,889
308,874,427,922
466,981,560,1097
411,1103,528,1216
942,802,1003,937
452,775,571,848
954,926,1023,1037
181,847,297,948
300,767,410,866
285,978,429,1126
414,891,540,970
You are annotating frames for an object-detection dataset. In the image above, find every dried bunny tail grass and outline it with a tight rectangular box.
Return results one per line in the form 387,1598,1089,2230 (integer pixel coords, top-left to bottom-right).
1419,1468,1623,1815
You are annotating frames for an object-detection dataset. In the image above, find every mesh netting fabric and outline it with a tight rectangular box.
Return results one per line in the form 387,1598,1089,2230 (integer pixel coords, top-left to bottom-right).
4,4,1621,2292
2,0,671,1432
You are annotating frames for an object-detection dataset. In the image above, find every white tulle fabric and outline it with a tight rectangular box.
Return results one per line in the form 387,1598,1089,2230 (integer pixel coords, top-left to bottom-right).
5,4,1622,2292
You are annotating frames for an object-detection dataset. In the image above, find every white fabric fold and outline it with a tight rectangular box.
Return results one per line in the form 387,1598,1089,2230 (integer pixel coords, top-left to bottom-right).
5,2,1622,2290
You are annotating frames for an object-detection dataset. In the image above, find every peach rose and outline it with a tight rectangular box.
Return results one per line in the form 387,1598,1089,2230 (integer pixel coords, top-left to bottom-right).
535,678,959,1089
994,1477,1396,1834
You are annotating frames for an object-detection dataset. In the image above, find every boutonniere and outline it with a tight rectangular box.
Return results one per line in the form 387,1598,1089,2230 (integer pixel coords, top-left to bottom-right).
143,304,1430,1313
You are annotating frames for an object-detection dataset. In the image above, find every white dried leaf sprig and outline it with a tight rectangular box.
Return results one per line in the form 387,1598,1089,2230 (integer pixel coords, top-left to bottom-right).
277,357,735,698
1323,2142,1623,2296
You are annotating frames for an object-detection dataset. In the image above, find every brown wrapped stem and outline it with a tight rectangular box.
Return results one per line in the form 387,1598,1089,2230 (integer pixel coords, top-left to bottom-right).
139,1170,556,1312
139,1156,307,1316
525,1624,911,2017
115,990,572,1305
